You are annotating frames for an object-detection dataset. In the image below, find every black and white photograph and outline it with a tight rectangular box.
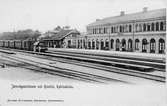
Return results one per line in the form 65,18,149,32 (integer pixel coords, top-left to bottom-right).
0,0,166,106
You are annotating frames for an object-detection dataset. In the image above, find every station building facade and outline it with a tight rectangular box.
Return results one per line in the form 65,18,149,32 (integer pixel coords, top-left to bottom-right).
65,8,166,54
41,29,80,48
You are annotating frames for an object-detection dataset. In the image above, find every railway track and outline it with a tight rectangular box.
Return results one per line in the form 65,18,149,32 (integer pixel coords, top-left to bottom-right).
46,50,165,71
49,49,165,62
0,48,165,83
1,53,127,84
30,53,165,82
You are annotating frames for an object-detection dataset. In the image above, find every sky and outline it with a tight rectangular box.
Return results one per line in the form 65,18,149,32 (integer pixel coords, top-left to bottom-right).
0,0,166,33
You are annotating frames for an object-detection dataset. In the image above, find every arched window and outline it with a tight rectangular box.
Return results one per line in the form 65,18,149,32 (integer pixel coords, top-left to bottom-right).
88,40,91,49
96,39,99,50
142,39,148,52
116,39,120,51
159,39,165,54
80,40,83,48
110,39,114,49
143,24,146,31
101,40,104,50
77,40,80,48
150,39,156,53
129,25,132,32
151,23,154,31
105,39,109,50
92,39,95,49
160,22,164,31
135,39,140,50
156,22,159,31
83,39,86,48
128,39,133,51
121,39,126,51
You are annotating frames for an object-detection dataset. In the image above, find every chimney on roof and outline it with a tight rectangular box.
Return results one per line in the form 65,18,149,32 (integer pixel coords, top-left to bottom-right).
120,11,125,16
143,7,148,12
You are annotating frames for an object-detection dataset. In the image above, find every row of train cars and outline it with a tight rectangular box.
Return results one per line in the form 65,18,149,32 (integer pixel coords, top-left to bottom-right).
0,40,48,52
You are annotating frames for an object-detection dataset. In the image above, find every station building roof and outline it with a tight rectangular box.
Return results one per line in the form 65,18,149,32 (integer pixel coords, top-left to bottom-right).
42,29,80,41
87,8,166,27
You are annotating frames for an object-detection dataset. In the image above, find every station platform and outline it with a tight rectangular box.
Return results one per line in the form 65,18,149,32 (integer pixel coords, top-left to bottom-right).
48,48,166,61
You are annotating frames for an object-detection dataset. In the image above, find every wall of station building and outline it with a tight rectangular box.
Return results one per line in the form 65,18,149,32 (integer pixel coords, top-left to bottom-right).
86,19,166,35
65,33,166,54
65,18,166,54
72,33,165,54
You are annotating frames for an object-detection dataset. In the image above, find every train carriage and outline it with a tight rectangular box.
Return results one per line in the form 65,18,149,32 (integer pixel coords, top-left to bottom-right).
23,40,29,51
9,41,15,48
23,40,28,50
0,41,1,47
0,39,47,52
29,40,35,51
23,40,35,51
0,40,5,47
4,41,9,48
15,40,22,49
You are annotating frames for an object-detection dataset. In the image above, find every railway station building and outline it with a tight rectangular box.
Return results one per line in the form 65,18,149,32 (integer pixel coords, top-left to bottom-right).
65,8,166,54
41,29,80,48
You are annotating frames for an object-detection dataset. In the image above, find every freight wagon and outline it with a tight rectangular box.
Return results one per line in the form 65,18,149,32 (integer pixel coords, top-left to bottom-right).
0,40,47,52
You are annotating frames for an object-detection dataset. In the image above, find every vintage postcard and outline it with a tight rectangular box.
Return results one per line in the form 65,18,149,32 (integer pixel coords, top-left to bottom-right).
0,0,166,106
